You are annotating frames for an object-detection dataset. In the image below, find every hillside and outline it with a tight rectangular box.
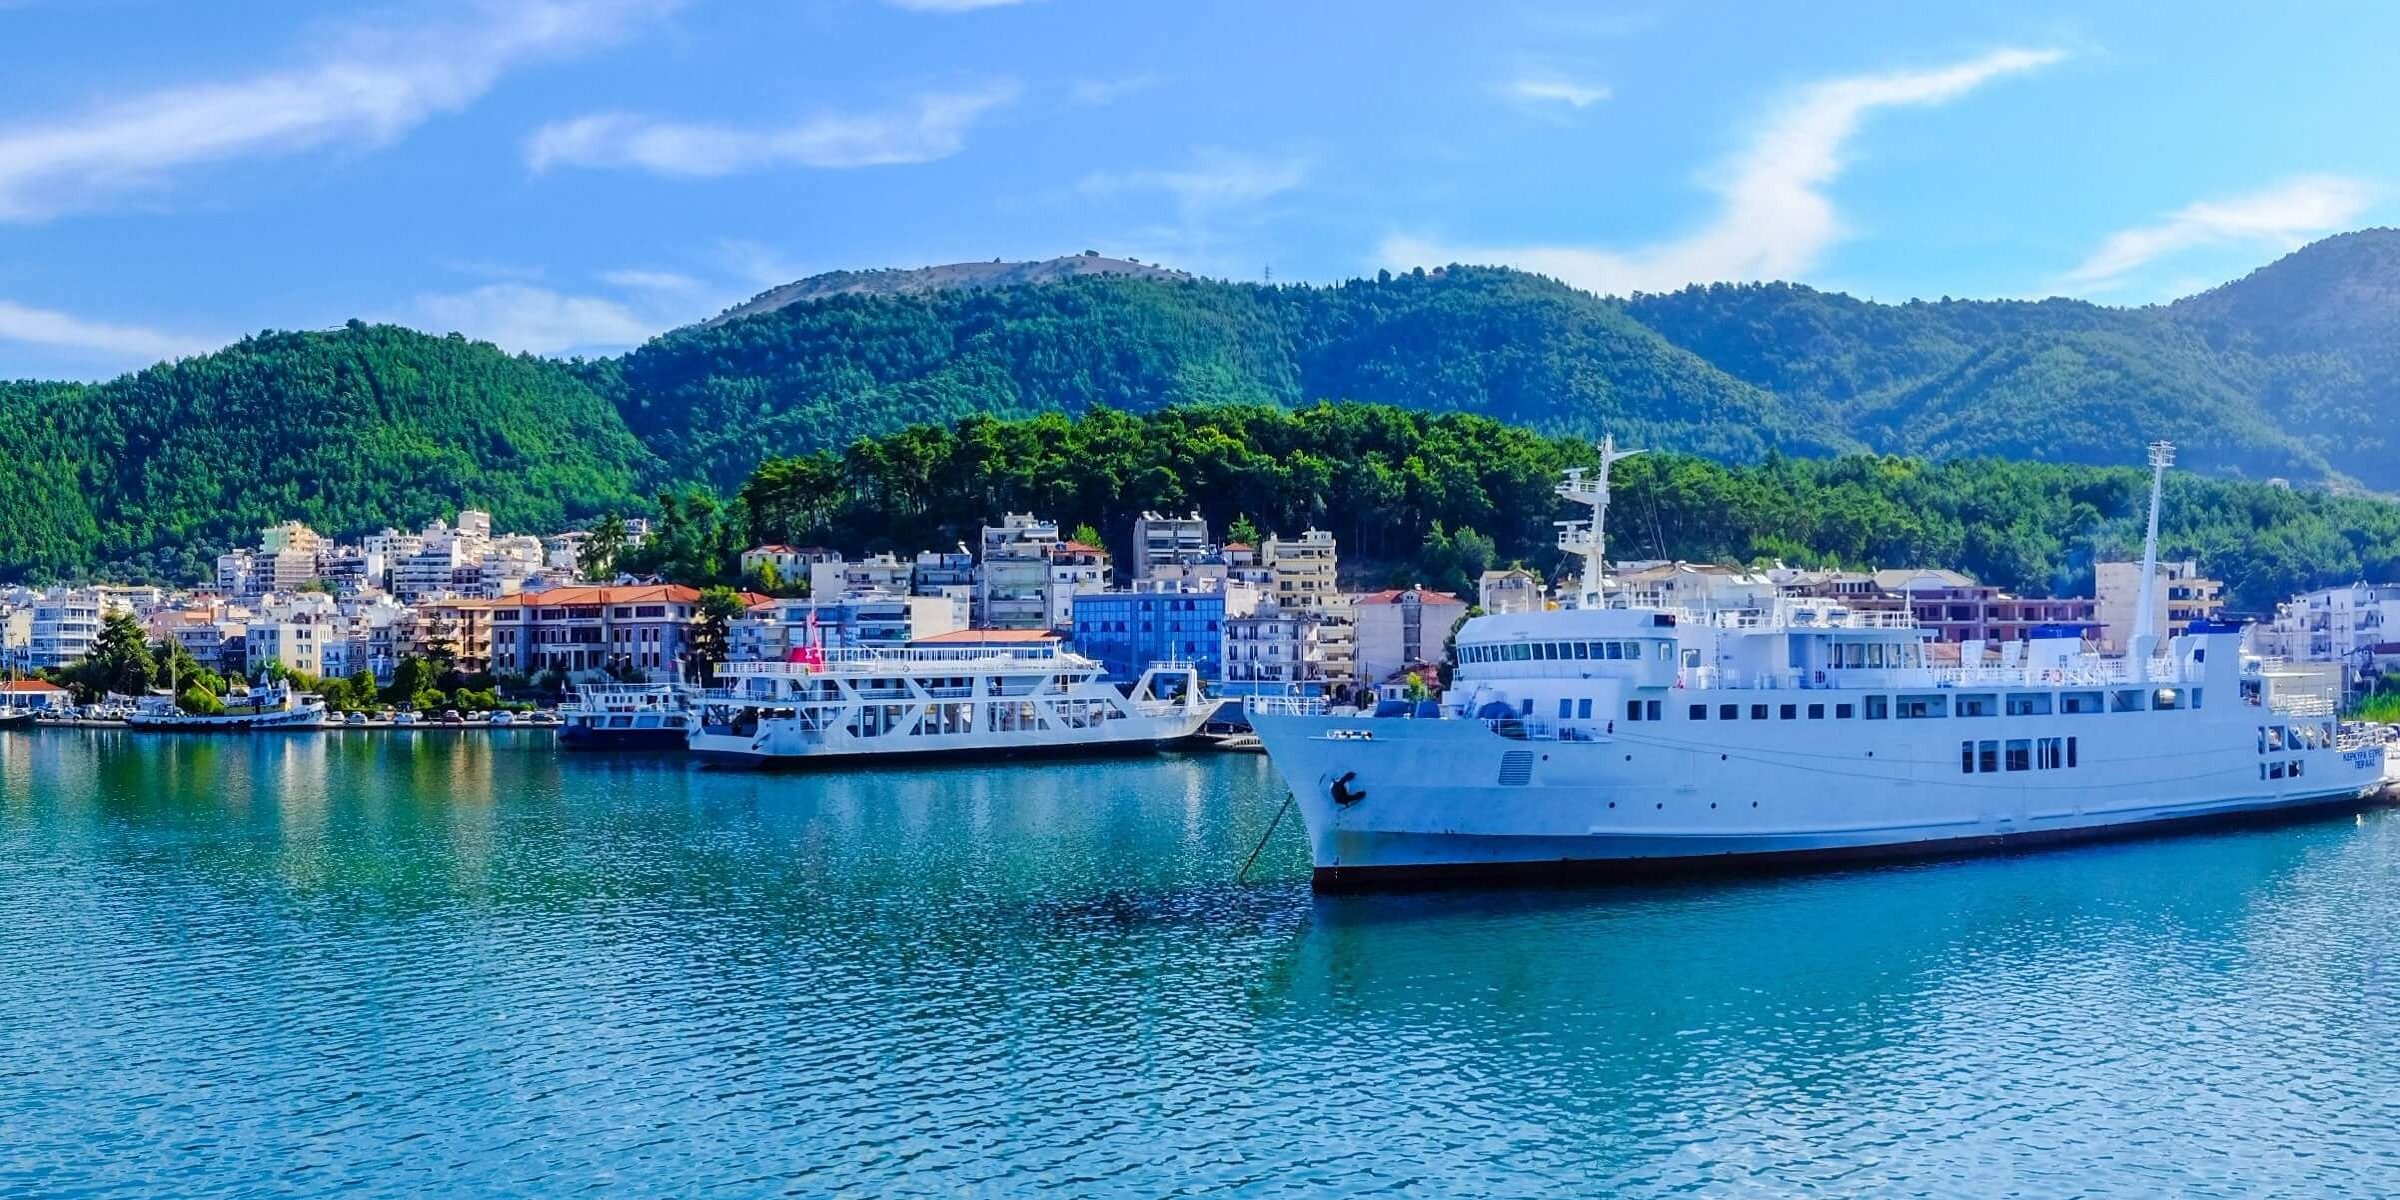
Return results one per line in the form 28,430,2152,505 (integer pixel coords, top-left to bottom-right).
7,233,2400,584
0,324,656,581
705,253,1189,326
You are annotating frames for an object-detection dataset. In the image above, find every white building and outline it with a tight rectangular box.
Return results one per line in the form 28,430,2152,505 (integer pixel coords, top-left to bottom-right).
1479,568,1543,615
1132,511,1209,579
29,592,101,669
731,595,966,661
1224,601,1328,689
246,615,327,677
2095,559,2226,654
2251,582,2400,694
810,553,912,601
979,514,1063,630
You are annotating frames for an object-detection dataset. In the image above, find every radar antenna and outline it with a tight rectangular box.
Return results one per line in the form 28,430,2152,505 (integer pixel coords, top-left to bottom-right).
1557,435,1643,608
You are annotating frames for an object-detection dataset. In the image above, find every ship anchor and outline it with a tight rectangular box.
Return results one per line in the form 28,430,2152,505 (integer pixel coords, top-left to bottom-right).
1329,771,1367,807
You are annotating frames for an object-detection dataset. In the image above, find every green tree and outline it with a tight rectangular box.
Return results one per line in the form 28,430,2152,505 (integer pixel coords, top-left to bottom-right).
71,613,156,700
580,513,630,582
689,585,750,685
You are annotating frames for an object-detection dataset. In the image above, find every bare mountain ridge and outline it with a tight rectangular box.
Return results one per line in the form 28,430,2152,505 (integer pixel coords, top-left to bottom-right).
706,253,1189,326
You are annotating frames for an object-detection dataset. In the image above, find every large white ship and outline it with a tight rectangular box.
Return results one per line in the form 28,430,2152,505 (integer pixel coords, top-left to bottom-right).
1252,439,2391,888
690,640,1221,769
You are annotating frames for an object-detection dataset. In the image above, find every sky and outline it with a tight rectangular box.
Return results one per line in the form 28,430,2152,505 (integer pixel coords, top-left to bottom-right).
2,0,2396,380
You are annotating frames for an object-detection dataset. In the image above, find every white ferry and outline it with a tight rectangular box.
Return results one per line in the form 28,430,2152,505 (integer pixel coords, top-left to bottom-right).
1251,439,2391,888
558,683,694,751
690,639,1221,769
123,680,326,731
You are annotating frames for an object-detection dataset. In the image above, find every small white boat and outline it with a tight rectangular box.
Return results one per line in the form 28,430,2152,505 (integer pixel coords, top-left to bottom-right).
124,680,325,732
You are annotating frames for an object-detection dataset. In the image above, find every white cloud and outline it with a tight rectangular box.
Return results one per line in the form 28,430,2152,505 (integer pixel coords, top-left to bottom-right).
0,299,215,362
1070,74,1164,106
1078,147,1310,217
2060,175,2374,292
1383,46,2065,296
407,283,660,355
0,0,676,221
598,268,707,294
525,83,1020,176
1506,77,1612,109
884,0,1024,9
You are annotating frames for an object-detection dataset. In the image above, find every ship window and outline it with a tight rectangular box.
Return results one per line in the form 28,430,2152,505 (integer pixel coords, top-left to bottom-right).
1897,694,1947,719
1646,700,1661,721
2270,761,2286,779
1836,703,1855,719
1865,695,1889,720
1961,741,1975,773
2192,688,2204,710
1513,644,1531,661
2062,691,2102,714
1580,699,1595,720
1690,704,1707,720
1626,700,1642,721
2005,740,2031,771
1560,698,1574,719
2007,693,2053,716
2068,737,2078,768
1573,641,1589,660
1978,741,1999,773
2111,689,2144,713
1720,704,1739,720
2293,759,2305,778
1604,642,1622,660
1658,643,1672,661
2152,688,2179,710
1751,704,1768,720
1779,704,1796,720
2039,737,2064,769
1956,694,1996,717
1682,649,1703,669
1808,703,1825,719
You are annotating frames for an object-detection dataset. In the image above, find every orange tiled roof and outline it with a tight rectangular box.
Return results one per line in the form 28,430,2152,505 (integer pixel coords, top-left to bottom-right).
0,680,68,693
912,628,1060,644
1351,587,1466,605
513,585,702,607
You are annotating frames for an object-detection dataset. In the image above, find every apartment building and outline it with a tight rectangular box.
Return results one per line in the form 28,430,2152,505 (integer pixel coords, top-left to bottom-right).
1478,568,1543,615
1130,511,1209,580
2095,559,2226,653
1349,586,1469,685
485,585,705,681
1069,582,1224,682
29,593,100,669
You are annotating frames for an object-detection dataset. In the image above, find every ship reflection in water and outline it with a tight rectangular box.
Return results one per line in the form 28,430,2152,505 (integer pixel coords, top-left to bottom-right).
0,731,2395,1196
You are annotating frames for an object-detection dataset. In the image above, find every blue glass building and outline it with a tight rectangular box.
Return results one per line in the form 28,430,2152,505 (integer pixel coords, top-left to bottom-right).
1070,589,1224,682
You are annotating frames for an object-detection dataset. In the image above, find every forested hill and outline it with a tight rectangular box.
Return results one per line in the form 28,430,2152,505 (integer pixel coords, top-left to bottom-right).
6,231,2400,583
0,324,657,582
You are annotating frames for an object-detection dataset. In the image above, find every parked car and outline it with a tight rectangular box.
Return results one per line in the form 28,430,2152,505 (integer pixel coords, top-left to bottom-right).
345,711,368,726
439,709,465,726
393,711,417,727
486,710,515,727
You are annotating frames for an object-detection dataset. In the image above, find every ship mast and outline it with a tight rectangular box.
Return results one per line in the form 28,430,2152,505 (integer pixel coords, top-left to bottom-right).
2130,440,2174,679
1557,435,1642,608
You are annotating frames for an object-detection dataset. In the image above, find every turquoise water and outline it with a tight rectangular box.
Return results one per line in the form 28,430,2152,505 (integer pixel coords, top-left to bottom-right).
3,729,2398,1197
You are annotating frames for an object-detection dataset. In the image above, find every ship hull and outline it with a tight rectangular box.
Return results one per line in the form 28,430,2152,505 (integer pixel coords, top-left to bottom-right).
1251,709,2391,891
557,726,688,752
696,729,1219,768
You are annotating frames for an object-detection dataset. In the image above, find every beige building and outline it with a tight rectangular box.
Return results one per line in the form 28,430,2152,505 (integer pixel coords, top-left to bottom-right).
2095,559,2225,653
1349,586,1469,685
1478,568,1543,615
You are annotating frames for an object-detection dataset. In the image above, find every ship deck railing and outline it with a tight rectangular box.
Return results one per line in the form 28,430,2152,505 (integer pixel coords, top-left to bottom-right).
719,645,1100,676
